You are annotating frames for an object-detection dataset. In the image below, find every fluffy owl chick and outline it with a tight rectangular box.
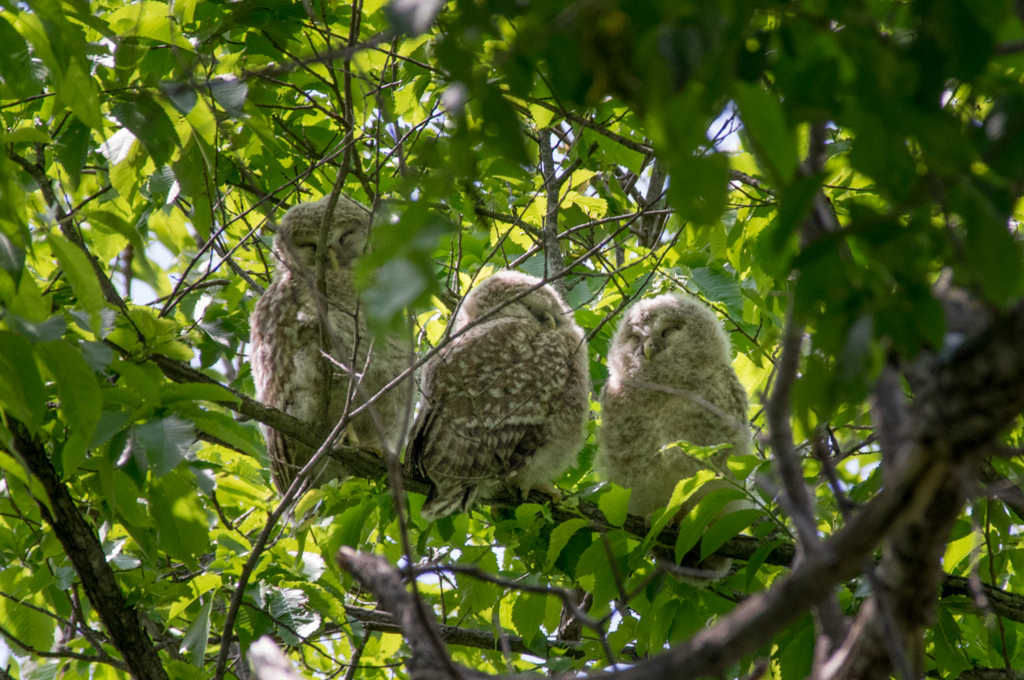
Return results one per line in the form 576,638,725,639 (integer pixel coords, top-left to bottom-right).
251,195,412,494
405,271,590,521
596,293,749,519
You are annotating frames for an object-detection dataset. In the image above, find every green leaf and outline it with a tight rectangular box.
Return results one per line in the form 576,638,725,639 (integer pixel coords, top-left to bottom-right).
160,382,239,406
0,449,32,489
954,179,1024,304
268,587,320,646
134,417,195,477
690,267,743,317
667,151,729,226
594,134,645,174
511,591,547,647
479,85,528,165
209,78,248,118
110,95,179,167
942,530,983,575
733,81,798,184
107,1,193,49
675,488,746,562
778,618,815,680
648,470,716,542
63,58,103,130
149,468,211,561
0,331,45,432
5,127,50,145
161,81,198,115
726,454,761,481
35,340,102,475
744,538,786,593
546,518,590,569
0,233,25,284
597,483,631,528
4,313,66,343
327,502,376,553
700,508,764,561
933,606,973,678
54,116,92,186
180,596,212,666
0,16,42,98
235,606,275,652
89,410,132,449
0,571,55,653
47,233,105,332
184,410,260,457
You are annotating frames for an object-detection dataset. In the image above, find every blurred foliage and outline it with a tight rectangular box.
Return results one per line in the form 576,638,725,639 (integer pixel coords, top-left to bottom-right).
2,0,1024,678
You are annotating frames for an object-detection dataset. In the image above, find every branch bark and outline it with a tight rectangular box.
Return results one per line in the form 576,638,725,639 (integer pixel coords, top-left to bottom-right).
538,128,568,299
143,349,1024,628
340,297,1024,680
9,420,170,680
332,605,629,659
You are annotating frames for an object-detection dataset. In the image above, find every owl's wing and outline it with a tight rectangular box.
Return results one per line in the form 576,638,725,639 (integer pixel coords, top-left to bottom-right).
252,286,324,493
406,318,573,518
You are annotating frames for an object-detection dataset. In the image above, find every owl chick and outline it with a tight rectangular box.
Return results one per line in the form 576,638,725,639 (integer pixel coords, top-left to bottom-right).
595,293,749,519
251,194,412,494
405,271,591,521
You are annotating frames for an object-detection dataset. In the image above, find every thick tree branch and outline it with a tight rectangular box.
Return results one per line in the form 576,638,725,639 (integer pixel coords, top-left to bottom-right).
338,435,938,680
538,129,568,299
337,548,487,680
332,605,629,659
338,297,1024,680
144,350,1024,628
8,421,169,680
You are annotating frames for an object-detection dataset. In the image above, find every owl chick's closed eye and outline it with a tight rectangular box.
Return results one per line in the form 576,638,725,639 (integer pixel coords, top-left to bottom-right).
596,293,750,519
251,194,413,494
275,196,369,270
405,271,591,521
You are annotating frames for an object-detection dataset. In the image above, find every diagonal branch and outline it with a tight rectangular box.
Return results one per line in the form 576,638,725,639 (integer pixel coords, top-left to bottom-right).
8,420,170,680
337,297,1024,680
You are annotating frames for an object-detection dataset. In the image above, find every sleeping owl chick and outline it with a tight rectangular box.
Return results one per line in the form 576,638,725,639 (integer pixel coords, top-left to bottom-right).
405,271,591,521
251,194,412,494
596,293,750,519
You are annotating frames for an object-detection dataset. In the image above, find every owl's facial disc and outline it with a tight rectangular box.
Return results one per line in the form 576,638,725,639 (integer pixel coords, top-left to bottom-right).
641,315,686,361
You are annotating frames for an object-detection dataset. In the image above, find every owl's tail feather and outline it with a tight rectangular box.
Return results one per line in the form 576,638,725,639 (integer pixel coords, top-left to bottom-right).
420,485,477,522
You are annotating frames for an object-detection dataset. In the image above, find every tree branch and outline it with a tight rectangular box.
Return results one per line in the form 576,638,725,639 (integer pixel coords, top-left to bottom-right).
338,296,1024,680
333,605,631,659
8,420,169,680
144,348,1024,628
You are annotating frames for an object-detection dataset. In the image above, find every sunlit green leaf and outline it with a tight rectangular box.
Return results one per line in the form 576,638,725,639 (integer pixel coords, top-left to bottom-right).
149,468,211,561
180,597,212,666
47,233,105,331
36,340,102,475
0,331,45,432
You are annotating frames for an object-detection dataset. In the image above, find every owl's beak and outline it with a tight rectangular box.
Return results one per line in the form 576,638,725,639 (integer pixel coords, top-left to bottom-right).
643,339,655,361
542,312,557,330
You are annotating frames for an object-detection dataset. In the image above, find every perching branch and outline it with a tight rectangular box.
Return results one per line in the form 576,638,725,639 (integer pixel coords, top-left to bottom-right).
339,296,1024,680
142,348,1024,628
333,605,629,659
